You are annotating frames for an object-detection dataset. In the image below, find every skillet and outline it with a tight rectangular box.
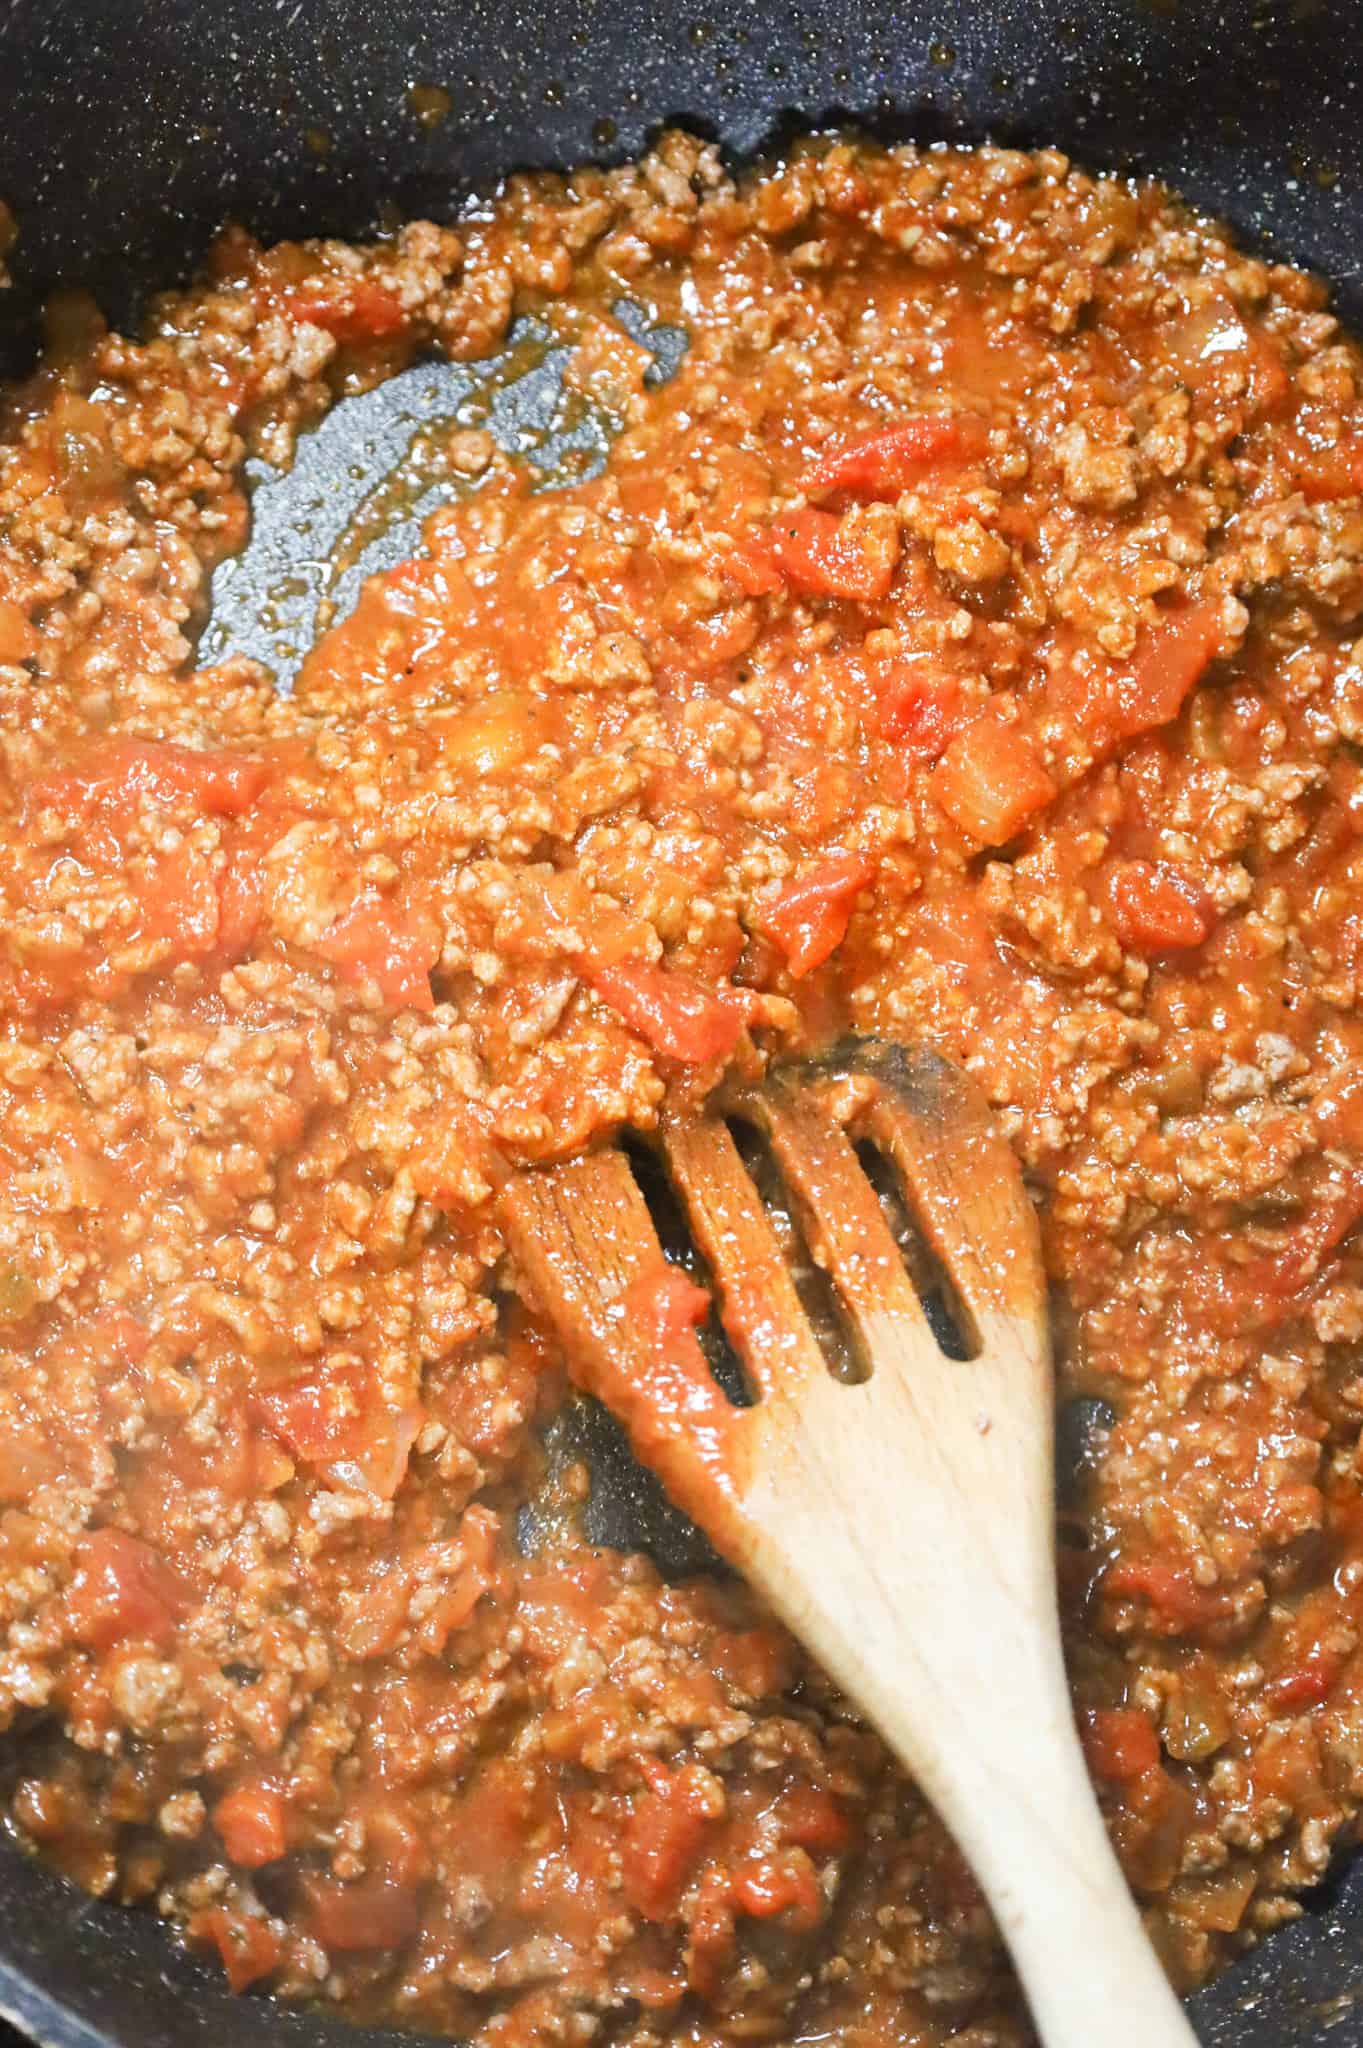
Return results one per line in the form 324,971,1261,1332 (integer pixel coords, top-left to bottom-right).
0,0,1362,2042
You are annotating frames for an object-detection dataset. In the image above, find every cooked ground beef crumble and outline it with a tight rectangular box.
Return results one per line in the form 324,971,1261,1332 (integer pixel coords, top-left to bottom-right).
2,127,1363,2046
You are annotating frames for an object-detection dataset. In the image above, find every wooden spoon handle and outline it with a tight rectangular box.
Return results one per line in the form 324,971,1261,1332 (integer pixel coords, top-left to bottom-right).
729,1067,1199,2047
871,1650,1197,2048
741,1445,1197,2048
734,1349,1198,2048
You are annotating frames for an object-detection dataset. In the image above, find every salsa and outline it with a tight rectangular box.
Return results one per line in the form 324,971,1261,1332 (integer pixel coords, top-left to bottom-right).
0,128,1362,2046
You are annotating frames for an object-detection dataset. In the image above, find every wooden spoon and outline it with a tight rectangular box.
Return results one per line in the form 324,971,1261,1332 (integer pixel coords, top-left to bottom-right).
501,1037,1198,2048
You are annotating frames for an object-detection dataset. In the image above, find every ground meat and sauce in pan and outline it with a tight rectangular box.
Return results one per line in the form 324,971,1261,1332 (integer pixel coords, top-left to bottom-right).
1,128,1362,2047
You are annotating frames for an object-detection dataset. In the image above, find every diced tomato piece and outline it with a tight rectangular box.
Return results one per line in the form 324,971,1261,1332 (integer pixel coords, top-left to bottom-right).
1246,1173,1363,1299
1107,860,1214,954
762,505,900,602
587,959,744,1064
622,1757,717,1920
337,1565,413,1662
722,536,786,597
413,1564,491,1655
602,1263,738,1512
253,1359,423,1500
1264,1649,1348,1714
0,596,36,664
930,701,1056,845
759,852,877,978
315,893,441,1012
1082,1707,1162,1783
730,1850,823,1927
1054,602,1222,756
330,1406,424,1503
190,1908,282,1993
1254,1717,1333,1812
253,1362,366,1463
91,1310,152,1366
214,1780,288,1868
1307,1178,1363,1273
364,1799,434,1888
137,851,221,955
775,1784,852,1854
25,739,269,826
66,1527,191,1652
282,277,407,343
1293,436,1363,502
1113,603,1223,739
215,811,298,959
217,854,267,958
632,1265,712,1352
873,659,963,757
0,1425,57,1502
306,1875,423,1952
800,414,989,497
709,1626,796,1701
1247,334,1290,418
1101,1557,1232,1633
687,1866,737,1997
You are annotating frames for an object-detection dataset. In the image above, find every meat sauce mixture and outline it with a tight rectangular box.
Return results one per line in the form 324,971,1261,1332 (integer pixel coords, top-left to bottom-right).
1,130,1363,2048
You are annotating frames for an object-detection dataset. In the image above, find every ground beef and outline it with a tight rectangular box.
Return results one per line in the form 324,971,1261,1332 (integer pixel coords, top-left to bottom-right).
1,128,1363,2048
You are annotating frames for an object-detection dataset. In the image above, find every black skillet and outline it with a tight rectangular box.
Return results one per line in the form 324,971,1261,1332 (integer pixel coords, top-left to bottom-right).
0,0,1362,2042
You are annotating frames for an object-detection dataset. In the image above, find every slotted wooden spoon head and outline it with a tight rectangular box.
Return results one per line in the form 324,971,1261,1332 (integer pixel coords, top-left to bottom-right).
502,1035,1058,1755
501,1035,1050,1567
500,1036,1197,2048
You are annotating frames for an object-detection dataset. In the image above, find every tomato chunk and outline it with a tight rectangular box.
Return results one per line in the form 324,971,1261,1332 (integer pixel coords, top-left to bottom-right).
1245,1174,1363,1299
0,596,37,664
762,506,899,602
874,659,963,758
587,959,743,1064
190,1908,282,1993
253,1359,424,1500
1107,860,1214,954
581,1262,739,1515
1055,602,1222,756
1082,1707,1162,1783
214,1781,288,1869
632,1265,713,1352
1292,435,1363,502
66,1527,191,1652
282,277,407,343
137,851,222,955
305,1875,423,1952
316,893,441,1012
800,414,988,496
774,1783,852,1853
722,536,786,597
1101,1557,1232,1633
1116,603,1223,738
688,1867,738,1996
1264,1649,1349,1714
623,1757,717,1920
760,852,877,978
26,739,269,827
730,1850,823,1927
0,1424,57,1502
930,701,1055,844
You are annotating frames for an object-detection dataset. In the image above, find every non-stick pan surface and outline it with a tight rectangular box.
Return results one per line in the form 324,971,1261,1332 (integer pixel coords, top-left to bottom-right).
0,1,1361,2042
